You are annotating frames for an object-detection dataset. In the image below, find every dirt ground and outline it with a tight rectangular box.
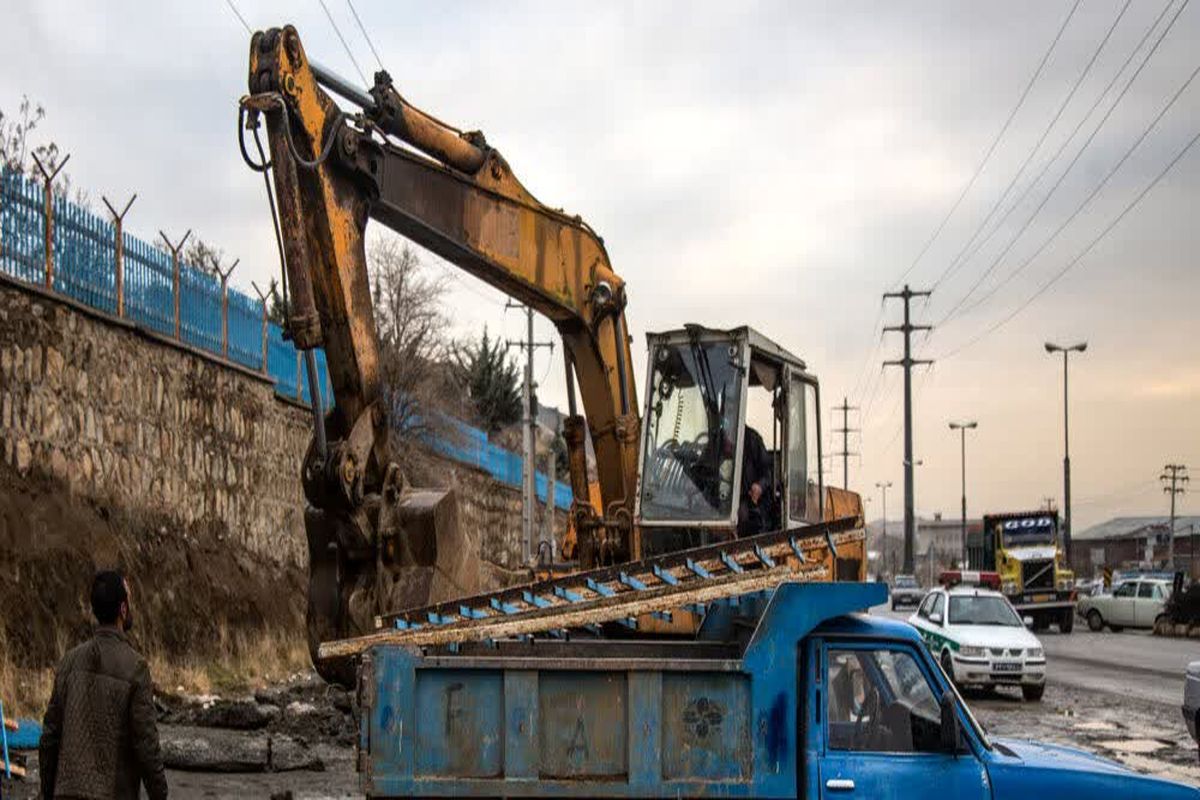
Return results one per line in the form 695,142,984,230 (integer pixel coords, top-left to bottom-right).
0,465,309,715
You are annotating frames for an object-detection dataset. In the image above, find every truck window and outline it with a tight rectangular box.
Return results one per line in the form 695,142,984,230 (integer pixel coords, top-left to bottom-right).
826,648,942,753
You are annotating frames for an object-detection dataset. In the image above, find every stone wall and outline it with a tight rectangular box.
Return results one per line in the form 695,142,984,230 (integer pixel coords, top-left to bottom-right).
0,276,562,572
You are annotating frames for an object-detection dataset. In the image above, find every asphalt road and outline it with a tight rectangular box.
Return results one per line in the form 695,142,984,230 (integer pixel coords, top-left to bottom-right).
873,602,1198,706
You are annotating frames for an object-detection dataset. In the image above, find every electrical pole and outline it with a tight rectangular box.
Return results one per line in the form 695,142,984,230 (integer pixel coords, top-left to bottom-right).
876,481,892,578
832,397,859,490
949,421,977,568
1044,341,1086,564
507,303,554,563
1160,464,1189,570
883,285,932,574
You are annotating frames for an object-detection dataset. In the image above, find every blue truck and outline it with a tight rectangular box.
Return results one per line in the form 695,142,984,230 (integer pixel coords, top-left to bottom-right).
355,582,1197,798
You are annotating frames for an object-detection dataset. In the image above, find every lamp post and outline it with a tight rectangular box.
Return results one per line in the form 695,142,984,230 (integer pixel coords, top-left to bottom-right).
1045,341,1087,563
949,421,978,568
876,481,892,578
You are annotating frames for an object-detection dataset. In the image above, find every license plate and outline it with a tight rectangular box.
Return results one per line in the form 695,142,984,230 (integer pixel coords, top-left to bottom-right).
993,662,1022,672
1031,594,1052,603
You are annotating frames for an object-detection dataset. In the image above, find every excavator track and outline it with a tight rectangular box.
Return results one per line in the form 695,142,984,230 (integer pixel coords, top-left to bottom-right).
317,518,864,658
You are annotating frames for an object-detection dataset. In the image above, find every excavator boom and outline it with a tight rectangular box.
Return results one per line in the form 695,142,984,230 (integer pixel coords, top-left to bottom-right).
243,26,642,679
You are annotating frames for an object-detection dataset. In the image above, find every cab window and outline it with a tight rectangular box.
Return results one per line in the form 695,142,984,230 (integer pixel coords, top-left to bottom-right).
1113,582,1137,598
785,375,820,524
826,647,942,753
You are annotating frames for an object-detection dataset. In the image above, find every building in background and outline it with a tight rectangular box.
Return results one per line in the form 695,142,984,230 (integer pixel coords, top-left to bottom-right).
1072,516,1200,580
866,512,982,583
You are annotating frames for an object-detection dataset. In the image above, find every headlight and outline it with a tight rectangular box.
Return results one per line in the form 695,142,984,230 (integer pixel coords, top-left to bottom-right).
1056,578,1074,592
959,645,985,658
1002,581,1018,595
1026,647,1043,658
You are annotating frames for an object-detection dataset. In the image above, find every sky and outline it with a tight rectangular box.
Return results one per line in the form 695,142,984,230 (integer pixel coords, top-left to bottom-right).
1,1,1196,531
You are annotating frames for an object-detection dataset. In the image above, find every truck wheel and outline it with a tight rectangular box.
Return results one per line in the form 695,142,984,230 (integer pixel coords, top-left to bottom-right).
941,650,956,685
1086,610,1104,632
1059,609,1074,634
1022,684,1045,702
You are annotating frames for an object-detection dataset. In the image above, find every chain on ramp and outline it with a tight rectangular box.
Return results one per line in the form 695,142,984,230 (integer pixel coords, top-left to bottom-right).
318,518,864,659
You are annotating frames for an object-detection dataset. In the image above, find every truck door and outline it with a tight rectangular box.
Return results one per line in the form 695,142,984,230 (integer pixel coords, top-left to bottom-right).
815,641,989,800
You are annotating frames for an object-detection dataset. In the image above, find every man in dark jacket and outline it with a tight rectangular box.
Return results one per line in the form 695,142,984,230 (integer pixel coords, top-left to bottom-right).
40,571,168,800
737,425,774,535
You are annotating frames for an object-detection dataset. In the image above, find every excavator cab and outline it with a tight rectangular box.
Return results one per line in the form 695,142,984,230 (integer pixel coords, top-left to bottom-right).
636,326,825,557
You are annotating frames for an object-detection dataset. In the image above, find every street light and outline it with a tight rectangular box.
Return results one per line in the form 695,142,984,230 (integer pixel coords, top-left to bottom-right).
949,421,978,568
876,481,893,577
1045,341,1087,563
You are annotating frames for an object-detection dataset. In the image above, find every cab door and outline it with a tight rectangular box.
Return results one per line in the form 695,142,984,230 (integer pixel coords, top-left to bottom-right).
815,640,989,800
784,370,822,525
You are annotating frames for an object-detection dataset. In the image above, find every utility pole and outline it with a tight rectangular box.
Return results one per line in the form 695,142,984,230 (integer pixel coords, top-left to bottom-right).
949,421,977,568
1044,341,1086,563
883,284,932,574
1160,464,1189,570
832,397,859,490
507,303,554,563
876,481,892,577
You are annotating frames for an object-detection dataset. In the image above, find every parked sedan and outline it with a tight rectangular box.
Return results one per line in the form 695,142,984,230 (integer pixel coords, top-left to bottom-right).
1077,578,1172,632
1185,661,1200,754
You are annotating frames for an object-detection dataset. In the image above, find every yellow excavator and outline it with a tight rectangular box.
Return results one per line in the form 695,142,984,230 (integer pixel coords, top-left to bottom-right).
240,26,865,681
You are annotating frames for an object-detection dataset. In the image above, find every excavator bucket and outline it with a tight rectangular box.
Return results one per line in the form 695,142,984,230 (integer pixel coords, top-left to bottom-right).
304,485,480,685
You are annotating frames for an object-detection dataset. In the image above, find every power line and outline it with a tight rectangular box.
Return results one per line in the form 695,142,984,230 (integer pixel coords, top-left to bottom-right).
936,119,1200,360
316,0,369,86
224,0,251,34
930,0,1132,297
932,0,1176,329
344,0,386,71
888,0,1081,291
938,0,1192,328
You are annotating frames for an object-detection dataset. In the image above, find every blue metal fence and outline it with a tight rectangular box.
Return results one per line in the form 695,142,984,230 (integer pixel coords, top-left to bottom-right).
0,168,570,508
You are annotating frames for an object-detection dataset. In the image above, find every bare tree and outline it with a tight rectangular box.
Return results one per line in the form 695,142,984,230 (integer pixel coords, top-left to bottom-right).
0,96,87,206
370,235,453,444
183,236,226,275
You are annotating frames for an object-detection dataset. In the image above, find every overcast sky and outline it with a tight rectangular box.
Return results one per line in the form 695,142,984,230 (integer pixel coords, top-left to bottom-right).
2,1,1197,531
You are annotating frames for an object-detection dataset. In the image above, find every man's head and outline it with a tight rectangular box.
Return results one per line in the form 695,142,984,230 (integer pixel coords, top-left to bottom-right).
91,570,133,632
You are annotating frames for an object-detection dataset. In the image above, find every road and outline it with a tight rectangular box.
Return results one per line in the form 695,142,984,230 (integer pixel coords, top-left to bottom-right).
874,601,1199,784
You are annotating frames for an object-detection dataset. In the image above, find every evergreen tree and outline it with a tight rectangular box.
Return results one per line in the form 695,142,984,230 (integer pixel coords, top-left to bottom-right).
454,328,522,434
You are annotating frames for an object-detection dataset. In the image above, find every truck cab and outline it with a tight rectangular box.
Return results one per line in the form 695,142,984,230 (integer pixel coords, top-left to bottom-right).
968,512,1076,633
636,326,863,579
356,583,1196,798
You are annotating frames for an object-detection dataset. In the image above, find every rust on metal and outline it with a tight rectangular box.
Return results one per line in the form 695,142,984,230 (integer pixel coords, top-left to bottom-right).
158,229,191,340
101,194,136,318
318,524,864,658
30,152,69,290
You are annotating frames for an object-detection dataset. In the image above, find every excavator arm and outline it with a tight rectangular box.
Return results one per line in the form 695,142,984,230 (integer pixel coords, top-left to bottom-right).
242,26,640,677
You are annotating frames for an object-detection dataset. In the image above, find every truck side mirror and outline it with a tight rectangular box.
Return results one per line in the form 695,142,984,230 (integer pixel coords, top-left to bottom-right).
939,690,960,755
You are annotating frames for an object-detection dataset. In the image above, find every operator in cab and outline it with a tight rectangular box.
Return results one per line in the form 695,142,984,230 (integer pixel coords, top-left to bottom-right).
737,425,773,536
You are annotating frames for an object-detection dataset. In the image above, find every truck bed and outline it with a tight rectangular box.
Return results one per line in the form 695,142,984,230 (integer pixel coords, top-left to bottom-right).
356,582,885,798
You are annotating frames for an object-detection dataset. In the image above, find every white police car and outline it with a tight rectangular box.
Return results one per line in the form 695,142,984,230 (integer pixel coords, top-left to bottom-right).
909,571,1047,702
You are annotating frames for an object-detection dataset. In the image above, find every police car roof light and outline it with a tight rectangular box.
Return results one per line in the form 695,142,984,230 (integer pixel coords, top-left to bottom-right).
939,570,1000,590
